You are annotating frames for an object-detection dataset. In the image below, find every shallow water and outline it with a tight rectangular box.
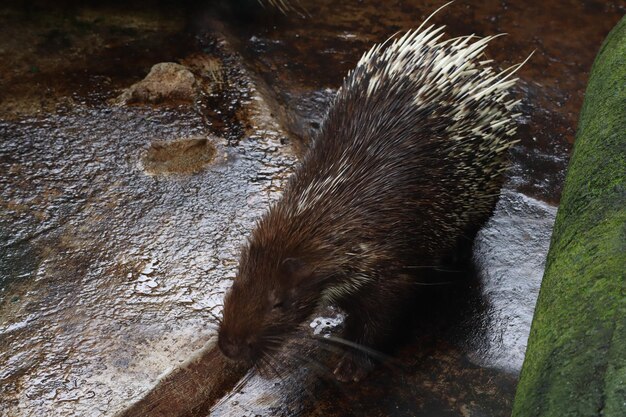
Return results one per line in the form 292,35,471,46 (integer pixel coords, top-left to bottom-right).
1,0,623,416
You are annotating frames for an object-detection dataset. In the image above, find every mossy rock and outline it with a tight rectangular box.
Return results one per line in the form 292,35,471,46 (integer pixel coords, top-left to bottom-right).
512,16,625,417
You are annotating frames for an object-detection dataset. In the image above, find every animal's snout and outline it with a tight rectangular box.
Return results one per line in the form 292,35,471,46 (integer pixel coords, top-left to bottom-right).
218,333,253,362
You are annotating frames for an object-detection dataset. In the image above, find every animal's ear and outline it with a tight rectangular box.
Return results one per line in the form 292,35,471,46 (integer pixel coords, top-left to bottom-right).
280,257,314,285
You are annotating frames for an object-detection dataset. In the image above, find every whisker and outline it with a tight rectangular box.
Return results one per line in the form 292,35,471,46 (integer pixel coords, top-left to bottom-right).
235,369,255,391
312,335,391,362
261,352,285,382
289,351,332,376
253,360,264,377
212,368,255,409
410,280,457,286
207,309,223,325
306,338,346,357
404,265,463,274
404,265,444,269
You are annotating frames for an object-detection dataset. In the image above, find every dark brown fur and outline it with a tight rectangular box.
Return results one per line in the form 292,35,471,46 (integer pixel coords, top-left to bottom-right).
218,27,518,381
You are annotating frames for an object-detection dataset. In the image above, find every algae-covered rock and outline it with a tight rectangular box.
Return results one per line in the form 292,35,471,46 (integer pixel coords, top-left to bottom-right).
512,16,626,417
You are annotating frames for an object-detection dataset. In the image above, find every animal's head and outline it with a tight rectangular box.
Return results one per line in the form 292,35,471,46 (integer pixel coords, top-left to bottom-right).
217,242,321,364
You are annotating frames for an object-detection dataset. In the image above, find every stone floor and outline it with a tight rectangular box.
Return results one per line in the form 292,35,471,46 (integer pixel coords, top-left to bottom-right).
0,1,623,416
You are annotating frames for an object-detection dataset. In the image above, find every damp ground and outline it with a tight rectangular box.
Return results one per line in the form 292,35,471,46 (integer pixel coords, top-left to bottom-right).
1,1,623,416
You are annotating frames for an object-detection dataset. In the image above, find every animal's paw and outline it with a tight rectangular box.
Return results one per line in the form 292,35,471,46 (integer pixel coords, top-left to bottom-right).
333,352,373,383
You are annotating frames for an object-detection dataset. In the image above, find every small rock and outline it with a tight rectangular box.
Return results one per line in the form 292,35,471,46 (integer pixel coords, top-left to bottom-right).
114,62,198,105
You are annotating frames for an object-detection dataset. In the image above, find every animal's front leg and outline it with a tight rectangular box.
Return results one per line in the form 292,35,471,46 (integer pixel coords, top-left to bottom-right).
332,278,415,382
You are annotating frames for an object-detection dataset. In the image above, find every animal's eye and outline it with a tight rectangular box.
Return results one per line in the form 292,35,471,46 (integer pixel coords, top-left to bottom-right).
272,301,284,310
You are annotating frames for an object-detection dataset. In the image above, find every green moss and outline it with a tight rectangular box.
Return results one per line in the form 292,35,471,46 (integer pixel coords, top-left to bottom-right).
512,16,626,417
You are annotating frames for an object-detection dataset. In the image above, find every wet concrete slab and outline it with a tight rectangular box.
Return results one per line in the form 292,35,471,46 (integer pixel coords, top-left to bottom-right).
1,4,296,415
0,105,294,416
1,0,623,416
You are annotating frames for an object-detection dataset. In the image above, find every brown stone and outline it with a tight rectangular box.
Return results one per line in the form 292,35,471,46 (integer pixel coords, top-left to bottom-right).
115,62,198,105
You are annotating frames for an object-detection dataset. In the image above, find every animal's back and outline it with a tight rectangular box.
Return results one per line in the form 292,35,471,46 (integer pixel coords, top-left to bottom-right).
275,28,519,268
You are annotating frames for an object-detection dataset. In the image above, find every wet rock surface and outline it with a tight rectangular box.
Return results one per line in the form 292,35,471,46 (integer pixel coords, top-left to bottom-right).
0,101,294,416
114,62,200,105
0,4,296,415
142,137,217,176
0,1,623,416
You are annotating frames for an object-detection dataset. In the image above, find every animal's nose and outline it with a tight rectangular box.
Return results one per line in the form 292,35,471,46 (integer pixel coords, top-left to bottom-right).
218,334,252,362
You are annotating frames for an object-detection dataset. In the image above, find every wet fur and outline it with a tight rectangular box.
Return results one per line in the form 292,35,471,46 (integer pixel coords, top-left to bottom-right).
218,17,522,380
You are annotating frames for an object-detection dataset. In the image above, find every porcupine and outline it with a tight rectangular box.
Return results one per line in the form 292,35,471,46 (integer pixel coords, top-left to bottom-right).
257,0,297,14
217,8,526,382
